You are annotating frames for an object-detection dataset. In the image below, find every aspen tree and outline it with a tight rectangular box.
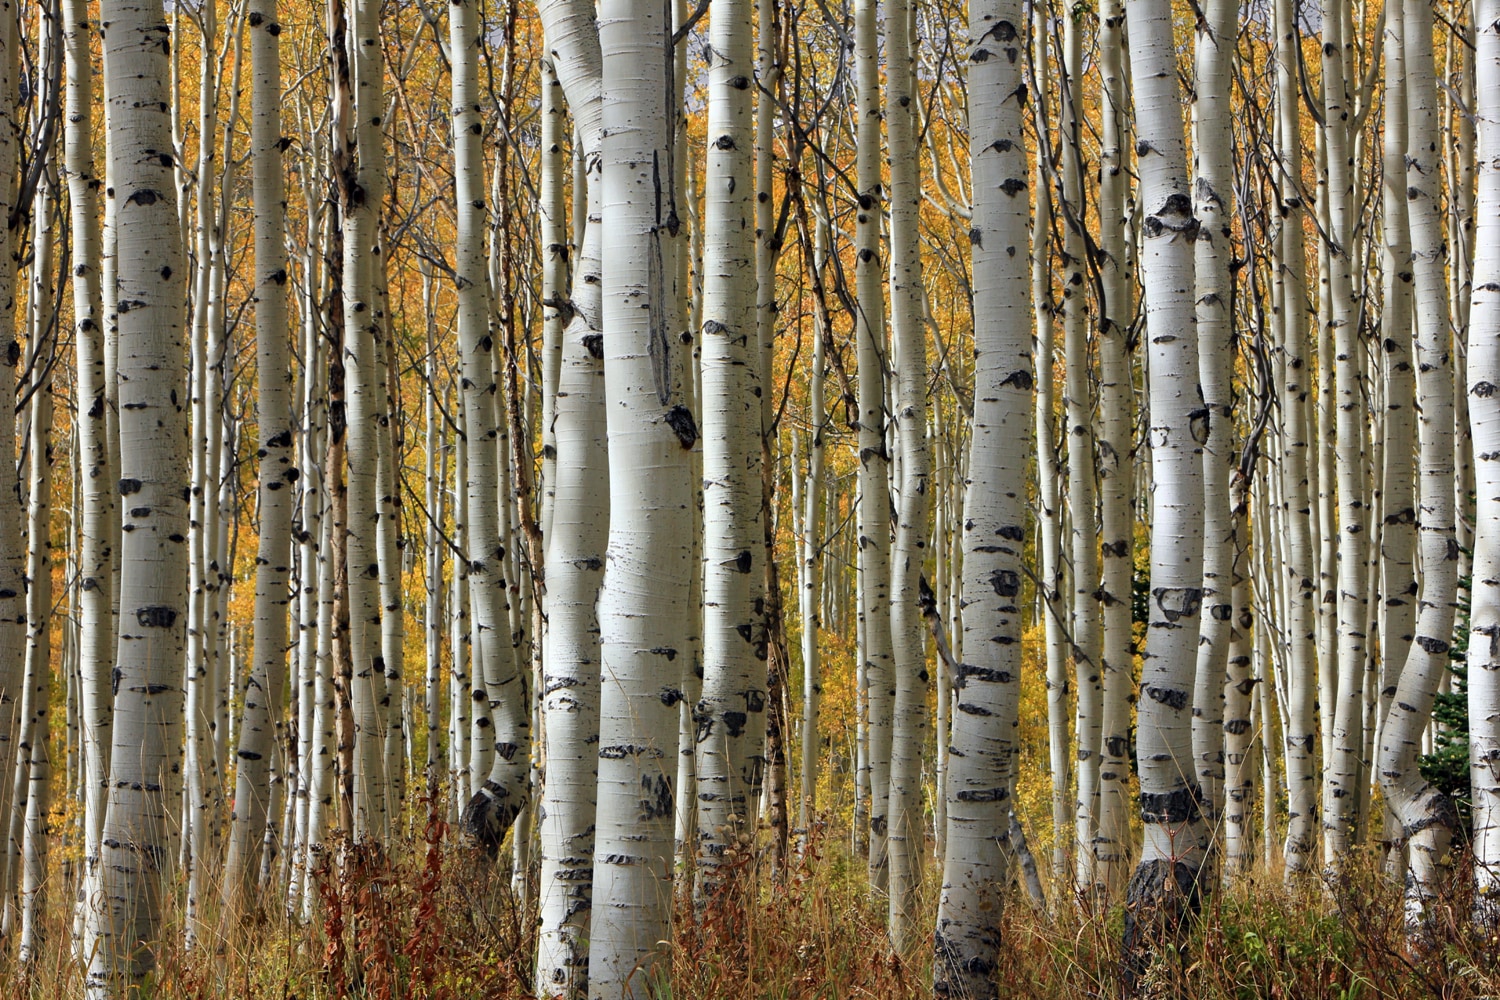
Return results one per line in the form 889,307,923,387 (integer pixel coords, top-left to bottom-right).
1056,9,1101,892
1274,0,1320,876
86,0,190,980
1467,0,1500,927
62,0,113,940
852,0,894,889
0,0,25,943
1122,0,1207,956
1094,0,1136,898
1190,0,1238,855
1376,0,1460,926
1378,0,1417,740
884,0,933,948
534,1,607,990
334,0,389,840
18,157,57,966
1222,573,1256,876
1319,0,1370,866
452,0,529,855
697,0,768,892
227,0,296,901
797,222,827,845
588,0,695,991
932,0,1029,992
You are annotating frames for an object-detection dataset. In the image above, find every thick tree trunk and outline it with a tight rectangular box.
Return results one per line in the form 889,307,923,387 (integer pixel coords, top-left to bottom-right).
587,3,694,993
1122,0,1207,975
86,0,190,982
932,3,1029,992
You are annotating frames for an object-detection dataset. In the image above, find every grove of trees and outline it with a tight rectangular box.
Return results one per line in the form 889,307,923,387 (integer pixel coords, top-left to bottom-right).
0,0,1497,996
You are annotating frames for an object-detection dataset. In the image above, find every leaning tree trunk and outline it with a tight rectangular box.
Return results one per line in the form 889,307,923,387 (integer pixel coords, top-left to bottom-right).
1121,0,1207,974
1469,0,1500,930
226,0,296,903
85,0,190,983
695,0,767,898
587,2,695,994
931,2,1029,993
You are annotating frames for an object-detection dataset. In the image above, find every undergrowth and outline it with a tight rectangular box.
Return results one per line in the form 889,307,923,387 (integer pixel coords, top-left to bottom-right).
7,811,1500,998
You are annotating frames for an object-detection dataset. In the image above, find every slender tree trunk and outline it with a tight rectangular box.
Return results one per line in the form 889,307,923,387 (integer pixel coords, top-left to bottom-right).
1274,0,1319,877
226,0,295,902
932,3,1029,992
1094,0,1135,900
1189,0,1239,873
1467,0,1500,927
851,0,892,891
62,0,113,944
1319,0,1369,866
695,0,767,897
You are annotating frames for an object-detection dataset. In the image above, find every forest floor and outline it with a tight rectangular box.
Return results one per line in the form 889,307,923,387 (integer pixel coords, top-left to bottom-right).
15,818,1500,998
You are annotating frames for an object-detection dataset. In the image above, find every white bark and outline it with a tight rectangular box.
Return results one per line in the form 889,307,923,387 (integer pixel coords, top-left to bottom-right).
695,0,767,893
884,0,931,949
1094,0,1135,899
1190,0,1238,859
1468,0,1500,926
932,3,1029,992
1123,0,1207,951
588,1,694,992
227,0,296,899
852,0,893,890
87,0,190,981
1377,0,1460,927
62,0,113,943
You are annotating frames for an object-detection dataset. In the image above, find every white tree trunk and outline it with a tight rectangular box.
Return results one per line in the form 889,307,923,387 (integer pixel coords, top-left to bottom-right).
884,0,931,949
226,0,296,900
86,0,190,981
1122,0,1207,961
587,2,694,993
62,0,114,943
1468,0,1500,926
1190,0,1239,864
852,0,893,891
1377,0,1460,928
932,3,1029,992
695,0,767,895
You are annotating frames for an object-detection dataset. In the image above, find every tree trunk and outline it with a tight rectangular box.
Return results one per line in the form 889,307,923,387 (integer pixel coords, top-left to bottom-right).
86,0,190,980
587,2,694,993
932,3,1029,992
1121,0,1207,974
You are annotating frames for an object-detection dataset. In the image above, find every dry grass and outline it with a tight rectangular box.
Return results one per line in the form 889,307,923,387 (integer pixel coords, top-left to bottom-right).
6,811,1500,999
